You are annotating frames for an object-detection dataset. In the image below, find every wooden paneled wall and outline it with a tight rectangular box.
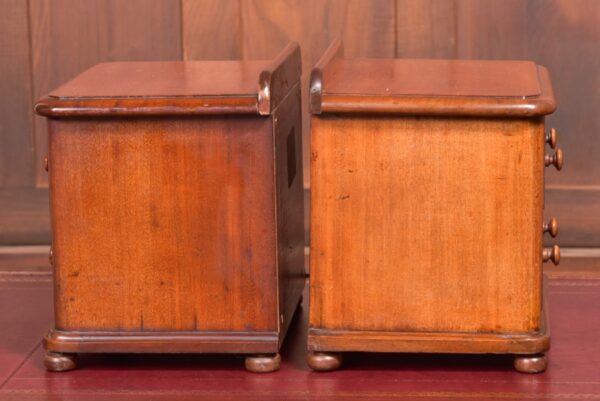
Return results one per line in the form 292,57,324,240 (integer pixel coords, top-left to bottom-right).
0,0,598,246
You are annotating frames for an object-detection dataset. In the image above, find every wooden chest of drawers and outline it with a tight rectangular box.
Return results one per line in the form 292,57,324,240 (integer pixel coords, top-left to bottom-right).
307,41,562,373
35,43,305,373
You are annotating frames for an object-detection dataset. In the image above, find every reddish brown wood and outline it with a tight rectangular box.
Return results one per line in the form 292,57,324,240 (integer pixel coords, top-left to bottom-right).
306,351,343,372
44,331,280,354
513,354,548,374
258,42,302,115
309,38,343,114
43,352,77,372
35,97,260,117
308,282,550,355
544,188,600,246
182,0,241,60
308,42,558,372
47,60,270,98
0,189,50,245
312,56,555,116
37,44,301,118
35,44,304,372
29,0,183,187
244,353,281,373
323,58,542,97
0,0,34,187
0,0,597,248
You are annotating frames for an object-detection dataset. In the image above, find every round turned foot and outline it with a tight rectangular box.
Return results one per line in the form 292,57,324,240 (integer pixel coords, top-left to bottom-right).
307,351,343,371
514,354,547,373
245,353,281,373
44,351,78,372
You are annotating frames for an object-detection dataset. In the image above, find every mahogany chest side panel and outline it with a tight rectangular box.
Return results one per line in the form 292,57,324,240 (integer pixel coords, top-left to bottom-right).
48,116,278,333
309,115,544,334
273,83,306,344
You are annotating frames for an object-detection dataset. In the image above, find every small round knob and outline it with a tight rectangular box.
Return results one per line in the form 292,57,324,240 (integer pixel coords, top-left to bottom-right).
44,156,49,172
543,217,558,237
49,247,53,266
545,148,563,170
546,128,557,149
542,245,560,265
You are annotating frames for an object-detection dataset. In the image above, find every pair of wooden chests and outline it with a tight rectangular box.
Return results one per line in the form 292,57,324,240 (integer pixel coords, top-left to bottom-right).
36,41,562,374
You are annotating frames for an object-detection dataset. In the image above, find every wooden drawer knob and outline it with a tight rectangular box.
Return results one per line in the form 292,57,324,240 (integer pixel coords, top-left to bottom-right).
546,128,558,149
44,156,49,172
542,245,560,265
543,217,558,237
545,148,563,170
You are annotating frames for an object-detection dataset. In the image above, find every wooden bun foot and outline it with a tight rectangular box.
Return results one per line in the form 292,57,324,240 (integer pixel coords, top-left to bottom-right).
307,351,342,371
514,354,547,373
244,353,281,373
44,351,78,372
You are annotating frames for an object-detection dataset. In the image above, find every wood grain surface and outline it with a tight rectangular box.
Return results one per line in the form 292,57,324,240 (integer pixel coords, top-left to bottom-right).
322,59,542,97
48,116,277,332
29,0,183,187
0,0,597,247
395,0,457,58
37,44,301,118
310,115,545,334
182,0,241,60
0,189,50,245
315,59,555,116
48,61,272,99
38,47,305,361
0,0,34,187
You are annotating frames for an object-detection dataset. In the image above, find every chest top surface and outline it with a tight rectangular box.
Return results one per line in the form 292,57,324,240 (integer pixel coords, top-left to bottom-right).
49,61,272,99
36,42,301,117
310,40,555,117
323,58,541,98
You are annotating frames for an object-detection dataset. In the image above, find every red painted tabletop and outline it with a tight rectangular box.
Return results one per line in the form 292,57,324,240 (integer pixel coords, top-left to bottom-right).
1,273,599,401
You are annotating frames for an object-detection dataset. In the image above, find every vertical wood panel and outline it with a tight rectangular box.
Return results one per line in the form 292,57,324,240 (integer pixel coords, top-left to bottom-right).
239,0,395,79
0,0,597,246
455,0,528,59
0,188,50,245
527,0,600,187
29,0,183,187
529,0,600,246
0,0,34,187
182,0,241,60
395,0,457,58
240,0,396,187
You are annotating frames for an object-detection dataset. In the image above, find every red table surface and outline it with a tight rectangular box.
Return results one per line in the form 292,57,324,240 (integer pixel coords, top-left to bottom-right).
0,274,599,401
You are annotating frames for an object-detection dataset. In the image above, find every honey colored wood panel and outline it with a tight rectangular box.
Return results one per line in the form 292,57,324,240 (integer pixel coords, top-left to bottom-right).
240,0,396,187
182,0,241,60
49,117,277,332
395,0,457,58
0,0,33,186
310,116,544,333
29,0,182,187
273,83,305,342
